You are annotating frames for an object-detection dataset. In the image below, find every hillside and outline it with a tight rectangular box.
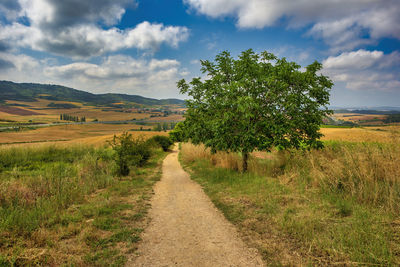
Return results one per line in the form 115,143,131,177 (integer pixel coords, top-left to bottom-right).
0,80,185,106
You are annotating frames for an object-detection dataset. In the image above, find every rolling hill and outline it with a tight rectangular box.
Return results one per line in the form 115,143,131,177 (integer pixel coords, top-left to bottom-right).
0,80,185,106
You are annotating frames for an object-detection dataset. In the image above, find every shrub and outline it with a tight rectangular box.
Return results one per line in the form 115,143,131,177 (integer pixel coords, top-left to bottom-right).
169,122,185,142
108,132,151,176
148,135,173,152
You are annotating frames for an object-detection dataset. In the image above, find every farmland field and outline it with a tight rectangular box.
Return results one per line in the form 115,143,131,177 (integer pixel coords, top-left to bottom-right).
0,123,169,146
321,125,400,143
1,99,184,124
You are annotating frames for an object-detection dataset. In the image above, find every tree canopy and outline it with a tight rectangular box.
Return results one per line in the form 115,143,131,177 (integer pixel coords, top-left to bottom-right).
177,49,333,171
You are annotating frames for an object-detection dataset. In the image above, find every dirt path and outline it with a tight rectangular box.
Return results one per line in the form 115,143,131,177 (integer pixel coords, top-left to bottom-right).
128,146,264,267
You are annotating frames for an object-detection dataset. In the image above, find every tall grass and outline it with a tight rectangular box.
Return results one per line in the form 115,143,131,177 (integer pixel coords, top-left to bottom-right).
0,144,115,234
181,141,400,213
283,141,400,213
180,140,400,264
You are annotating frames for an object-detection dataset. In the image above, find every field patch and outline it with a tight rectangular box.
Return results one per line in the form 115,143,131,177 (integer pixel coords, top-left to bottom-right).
0,105,42,116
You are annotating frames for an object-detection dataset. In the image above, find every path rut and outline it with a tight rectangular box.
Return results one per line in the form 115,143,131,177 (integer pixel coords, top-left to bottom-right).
128,146,264,267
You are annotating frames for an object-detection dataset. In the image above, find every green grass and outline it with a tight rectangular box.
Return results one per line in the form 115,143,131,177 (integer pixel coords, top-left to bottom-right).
180,142,399,265
0,143,167,266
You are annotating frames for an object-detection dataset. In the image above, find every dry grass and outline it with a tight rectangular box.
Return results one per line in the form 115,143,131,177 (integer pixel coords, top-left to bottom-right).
180,143,242,171
181,137,400,213
321,125,400,143
181,143,296,176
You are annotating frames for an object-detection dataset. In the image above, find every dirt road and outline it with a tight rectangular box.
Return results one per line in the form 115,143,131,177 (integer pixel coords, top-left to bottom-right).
128,146,263,267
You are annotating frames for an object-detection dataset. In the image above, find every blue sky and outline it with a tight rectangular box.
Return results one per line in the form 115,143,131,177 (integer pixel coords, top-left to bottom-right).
0,0,399,107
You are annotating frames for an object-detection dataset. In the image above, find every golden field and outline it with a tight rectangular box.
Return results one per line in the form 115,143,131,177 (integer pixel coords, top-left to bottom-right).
331,113,388,125
321,125,400,143
0,123,168,147
1,99,183,123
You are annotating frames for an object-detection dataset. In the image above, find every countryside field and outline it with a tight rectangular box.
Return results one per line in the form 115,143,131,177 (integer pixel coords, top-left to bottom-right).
2,0,400,265
0,99,183,124
1,86,400,266
1,116,398,265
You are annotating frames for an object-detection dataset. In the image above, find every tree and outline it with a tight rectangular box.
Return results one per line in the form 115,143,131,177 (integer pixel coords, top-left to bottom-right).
169,122,186,142
162,122,169,131
153,123,162,131
177,49,333,172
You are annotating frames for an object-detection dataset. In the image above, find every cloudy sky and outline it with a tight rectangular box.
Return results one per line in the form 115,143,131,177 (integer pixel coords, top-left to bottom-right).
0,0,399,106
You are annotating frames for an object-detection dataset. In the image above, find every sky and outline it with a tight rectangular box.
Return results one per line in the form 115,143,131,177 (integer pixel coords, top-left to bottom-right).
0,0,399,107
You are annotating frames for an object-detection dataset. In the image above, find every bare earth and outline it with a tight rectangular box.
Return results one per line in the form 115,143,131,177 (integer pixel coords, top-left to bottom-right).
128,146,264,267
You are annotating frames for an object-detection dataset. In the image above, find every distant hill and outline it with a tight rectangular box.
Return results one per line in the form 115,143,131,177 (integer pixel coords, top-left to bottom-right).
0,80,185,106
333,109,400,115
331,106,400,113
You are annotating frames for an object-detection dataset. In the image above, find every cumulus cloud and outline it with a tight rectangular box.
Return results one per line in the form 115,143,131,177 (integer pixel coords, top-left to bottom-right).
0,52,185,98
0,0,189,58
20,0,135,30
185,0,400,50
322,49,400,91
0,0,21,21
45,55,184,97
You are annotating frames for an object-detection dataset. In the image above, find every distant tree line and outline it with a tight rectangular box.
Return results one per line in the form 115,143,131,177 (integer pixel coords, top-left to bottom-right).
384,114,400,123
153,122,177,131
48,102,79,109
60,114,86,122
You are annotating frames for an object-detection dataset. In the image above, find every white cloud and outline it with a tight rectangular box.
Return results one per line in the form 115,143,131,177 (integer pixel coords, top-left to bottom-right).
185,0,400,51
0,0,189,58
0,21,188,58
322,49,400,91
0,52,185,98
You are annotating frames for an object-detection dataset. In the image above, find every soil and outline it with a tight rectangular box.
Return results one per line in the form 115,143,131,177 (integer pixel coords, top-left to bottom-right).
128,146,264,267
0,105,42,115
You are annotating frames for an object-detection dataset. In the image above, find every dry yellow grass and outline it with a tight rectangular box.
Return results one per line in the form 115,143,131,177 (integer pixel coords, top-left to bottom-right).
321,126,400,143
181,137,400,213
180,143,283,174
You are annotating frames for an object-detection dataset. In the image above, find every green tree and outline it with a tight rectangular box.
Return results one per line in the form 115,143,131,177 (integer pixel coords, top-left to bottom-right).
177,49,333,172
148,135,173,151
162,122,169,131
169,122,186,142
153,123,162,131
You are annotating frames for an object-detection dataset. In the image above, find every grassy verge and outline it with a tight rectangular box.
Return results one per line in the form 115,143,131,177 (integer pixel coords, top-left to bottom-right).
0,143,167,266
180,141,400,266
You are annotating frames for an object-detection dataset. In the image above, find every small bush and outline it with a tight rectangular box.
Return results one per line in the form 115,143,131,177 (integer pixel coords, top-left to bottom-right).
108,132,151,176
148,135,173,152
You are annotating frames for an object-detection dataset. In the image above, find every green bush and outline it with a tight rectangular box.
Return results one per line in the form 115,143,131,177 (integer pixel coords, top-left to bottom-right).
148,135,173,151
169,122,185,142
109,132,151,176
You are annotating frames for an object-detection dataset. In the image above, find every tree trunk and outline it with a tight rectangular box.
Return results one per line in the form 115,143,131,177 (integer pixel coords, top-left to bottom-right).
242,152,249,172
